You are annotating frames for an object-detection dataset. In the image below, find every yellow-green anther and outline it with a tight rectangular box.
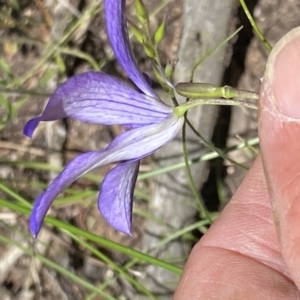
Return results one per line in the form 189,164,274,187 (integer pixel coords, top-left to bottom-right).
154,19,166,44
134,0,149,26
143,41,156,58
128,20,144,44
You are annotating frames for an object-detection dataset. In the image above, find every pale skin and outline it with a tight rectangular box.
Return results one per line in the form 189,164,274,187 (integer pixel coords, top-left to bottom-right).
174,27,300,299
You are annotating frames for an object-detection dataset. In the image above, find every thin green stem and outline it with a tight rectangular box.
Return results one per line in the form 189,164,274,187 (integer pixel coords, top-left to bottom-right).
175,98,257,117
183,117,249,170
149,0,173,17
190,26,244,81
141,136,259,178
0,182,31,207
154,219,211,249
0,87,50,97
182,119,212,223
239,0,272,51
57,47,100,71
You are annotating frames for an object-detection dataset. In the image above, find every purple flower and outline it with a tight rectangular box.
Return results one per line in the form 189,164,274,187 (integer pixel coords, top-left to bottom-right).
24,0,183,237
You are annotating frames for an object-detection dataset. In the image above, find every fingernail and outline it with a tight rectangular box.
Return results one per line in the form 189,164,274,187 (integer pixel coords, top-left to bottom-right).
264,27,300,119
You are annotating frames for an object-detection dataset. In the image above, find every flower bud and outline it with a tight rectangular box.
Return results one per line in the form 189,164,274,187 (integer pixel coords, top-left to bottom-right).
175,82,221,98
164,62,174,78
154,19,166,44
134,0,149,27
143,41,156,58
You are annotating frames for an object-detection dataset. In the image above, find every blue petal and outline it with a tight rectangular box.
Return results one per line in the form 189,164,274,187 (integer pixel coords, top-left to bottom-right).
23,117,41,138
104,0,156,97
24,72,172,137
29,151,106,238
98,160,140,235
30,115,183,237
106,115,184,158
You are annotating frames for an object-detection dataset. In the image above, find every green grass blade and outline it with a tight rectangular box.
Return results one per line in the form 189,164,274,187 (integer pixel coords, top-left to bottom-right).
0,198,182,275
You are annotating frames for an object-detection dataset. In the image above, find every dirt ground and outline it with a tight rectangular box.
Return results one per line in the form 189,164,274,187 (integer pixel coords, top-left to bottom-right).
0,0,300,299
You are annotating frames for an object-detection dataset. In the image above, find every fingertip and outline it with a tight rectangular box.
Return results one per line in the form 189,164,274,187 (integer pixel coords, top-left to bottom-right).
263,26,300,119
259,27,300,289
